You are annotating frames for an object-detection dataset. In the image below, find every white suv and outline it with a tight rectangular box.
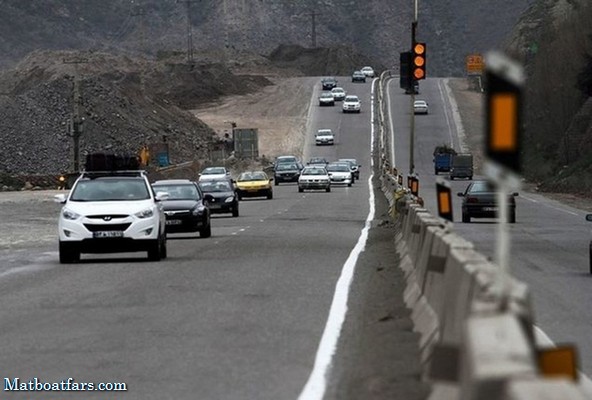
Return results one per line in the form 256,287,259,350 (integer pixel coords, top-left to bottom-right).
54,170,168,263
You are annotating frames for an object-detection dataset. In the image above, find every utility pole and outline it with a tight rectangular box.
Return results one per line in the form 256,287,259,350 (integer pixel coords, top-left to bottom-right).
177,0,199,64
309,11,320,48
131,3,147,95
63,56,89,173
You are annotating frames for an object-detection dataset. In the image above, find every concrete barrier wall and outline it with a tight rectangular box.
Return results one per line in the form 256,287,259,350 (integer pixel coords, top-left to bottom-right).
377,167,587,399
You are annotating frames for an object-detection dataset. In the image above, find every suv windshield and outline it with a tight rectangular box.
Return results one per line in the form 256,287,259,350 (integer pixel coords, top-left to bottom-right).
199,181,232,192
70,178,150,201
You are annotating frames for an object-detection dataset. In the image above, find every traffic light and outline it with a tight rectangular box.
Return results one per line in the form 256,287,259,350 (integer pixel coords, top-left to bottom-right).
412,42,427,81
400,51,412,90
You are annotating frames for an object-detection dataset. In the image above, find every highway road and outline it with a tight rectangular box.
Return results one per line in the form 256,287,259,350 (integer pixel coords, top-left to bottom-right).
0,78,426,399
386,77,592,378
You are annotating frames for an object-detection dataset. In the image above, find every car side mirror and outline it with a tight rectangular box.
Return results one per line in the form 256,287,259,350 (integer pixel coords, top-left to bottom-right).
155,191,169,201
512,192,519,197
204,194,214,202
457,192,464,197
269,178,274,182
54,194,67,204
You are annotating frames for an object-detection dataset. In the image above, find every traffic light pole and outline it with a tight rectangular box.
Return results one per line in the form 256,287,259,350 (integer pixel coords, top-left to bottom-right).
409,5,418,176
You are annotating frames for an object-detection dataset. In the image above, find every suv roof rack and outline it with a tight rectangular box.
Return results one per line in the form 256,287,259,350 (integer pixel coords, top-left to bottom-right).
85,153,141,172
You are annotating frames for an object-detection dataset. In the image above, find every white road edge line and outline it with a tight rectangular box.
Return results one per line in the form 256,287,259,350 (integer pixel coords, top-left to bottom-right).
441,78,468,152
438,79,456,150
297,79,377,400
534,326,592,396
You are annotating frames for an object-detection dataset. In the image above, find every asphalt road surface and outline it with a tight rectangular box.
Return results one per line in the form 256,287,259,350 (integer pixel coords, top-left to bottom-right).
386,77,592,379
0,78,427,400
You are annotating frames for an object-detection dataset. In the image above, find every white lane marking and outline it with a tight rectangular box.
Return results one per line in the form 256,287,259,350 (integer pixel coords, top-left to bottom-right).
534,326,592,396
298,80,377,400
441,78,468,152
438,79,456,150
520,194,579,216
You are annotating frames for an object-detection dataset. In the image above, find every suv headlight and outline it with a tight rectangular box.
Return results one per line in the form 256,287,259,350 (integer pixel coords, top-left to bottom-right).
191,205,205,216
136,208,154,219
225,196,235,203
62,208,81,220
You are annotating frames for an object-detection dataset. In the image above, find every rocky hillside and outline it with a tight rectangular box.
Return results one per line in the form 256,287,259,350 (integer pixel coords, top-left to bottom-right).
505,0,592,194
0,0,533,77
0,51,272,175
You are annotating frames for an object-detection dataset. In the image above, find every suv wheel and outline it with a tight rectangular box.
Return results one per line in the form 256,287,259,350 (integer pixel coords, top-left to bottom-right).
160,235,168,259
298,187,304,193
59,241,80,264
274,179,279,186
589,241,592,275
232,206,239,217
326,186,331,193
147,236,162,261
509,210,516,224
267,190,273,200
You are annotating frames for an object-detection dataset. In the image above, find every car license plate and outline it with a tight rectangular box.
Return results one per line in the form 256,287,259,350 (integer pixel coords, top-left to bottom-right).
166,220,182,225
93,231,124,238
209,204,221,209
483,207,498,212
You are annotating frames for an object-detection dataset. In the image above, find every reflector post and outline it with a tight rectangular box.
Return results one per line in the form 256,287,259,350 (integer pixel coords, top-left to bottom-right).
410,177,419,196
397,175,403,185
485,51,523,173
436,179,453,222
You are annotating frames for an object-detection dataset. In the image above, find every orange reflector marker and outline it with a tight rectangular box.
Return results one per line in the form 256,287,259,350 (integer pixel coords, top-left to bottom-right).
410,178,419,196
491,93,517,151
438,192,451,214
538,346,578,382
436,179,453,222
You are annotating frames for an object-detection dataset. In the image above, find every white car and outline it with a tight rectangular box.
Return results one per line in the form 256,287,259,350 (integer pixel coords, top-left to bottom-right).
343,95,361,113
361,66,375,78
198,166,231,181
315,129,335,145
318,91,335,106
54,169,168,263
331,87,346,101
413,100,429,114
326,163,353,187
298,166,331,193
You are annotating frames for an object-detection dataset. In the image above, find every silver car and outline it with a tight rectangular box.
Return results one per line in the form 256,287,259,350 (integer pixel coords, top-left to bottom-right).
298,166,331,193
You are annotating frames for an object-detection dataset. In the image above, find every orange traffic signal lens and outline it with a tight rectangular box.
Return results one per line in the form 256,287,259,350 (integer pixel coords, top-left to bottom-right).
414,56,425,67
414,69,425,80
414,43,425,55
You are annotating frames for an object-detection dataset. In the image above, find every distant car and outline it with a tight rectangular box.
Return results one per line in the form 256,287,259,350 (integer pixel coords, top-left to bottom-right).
307,157,329,167
343,95,361,113
457,180,518,223
274,163,300,185
318,91,335,106
315,129,335,146
331,87,346,101
298,166,331,193
321,77,338,90
361,66,375,78
326,163,353,187
337,158,361,180
198,166,231,182
405,81,419,94
351,71,366,82
235,171,273,200
198,179,239,217
152,179,211,237
413,100,429,114
274,155,302,171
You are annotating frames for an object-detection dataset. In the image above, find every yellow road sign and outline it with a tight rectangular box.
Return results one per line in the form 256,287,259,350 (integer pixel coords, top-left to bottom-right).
466,54,484,75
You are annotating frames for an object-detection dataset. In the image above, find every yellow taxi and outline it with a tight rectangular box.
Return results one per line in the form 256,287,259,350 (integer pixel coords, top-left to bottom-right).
235,171,273,200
